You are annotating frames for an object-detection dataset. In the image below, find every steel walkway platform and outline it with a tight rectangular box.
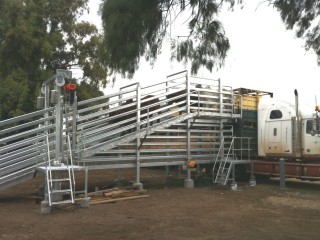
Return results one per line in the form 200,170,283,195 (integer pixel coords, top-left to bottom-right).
0,70,246,191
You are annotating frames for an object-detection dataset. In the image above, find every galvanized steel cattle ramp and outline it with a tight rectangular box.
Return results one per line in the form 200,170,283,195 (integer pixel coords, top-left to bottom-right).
0,70,249,191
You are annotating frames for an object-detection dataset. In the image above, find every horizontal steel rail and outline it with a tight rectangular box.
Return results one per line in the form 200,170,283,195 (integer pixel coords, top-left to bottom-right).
0,71,243,191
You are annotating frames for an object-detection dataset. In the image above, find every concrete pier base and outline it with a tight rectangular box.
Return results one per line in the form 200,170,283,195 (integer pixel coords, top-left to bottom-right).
132,182,143,190
80,197,91,208
230,182,238,191
249,178,256,187
184,179,194,189
41,194,51,214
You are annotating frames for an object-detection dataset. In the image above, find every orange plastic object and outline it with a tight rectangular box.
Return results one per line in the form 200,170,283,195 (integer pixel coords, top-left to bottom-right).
187,160,196,168
65,83,77,91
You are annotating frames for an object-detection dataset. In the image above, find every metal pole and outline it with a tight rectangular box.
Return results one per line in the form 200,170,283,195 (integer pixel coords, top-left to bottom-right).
186,73,191,175
43,84,50,200
135,84,142,189
219,79,223,114
219,80,224,160
279,158,286,190
72,92,77,155
55,85,63,161
294,90,302,158
117,90,124,182
249,137,256,186
231,163,238,191
184,72,194,188
186,118,192,180
232,163,235,184
85,167,88,198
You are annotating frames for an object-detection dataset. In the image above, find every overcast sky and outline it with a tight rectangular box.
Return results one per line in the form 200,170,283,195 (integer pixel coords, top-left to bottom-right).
86,1,320,105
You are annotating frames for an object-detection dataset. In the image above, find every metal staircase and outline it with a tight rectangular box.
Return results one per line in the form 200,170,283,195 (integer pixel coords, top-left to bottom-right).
213,137,234,185
39,133,76,206
80,111,199,157
45,164,75,206
213,137,251,185
0,70,245,193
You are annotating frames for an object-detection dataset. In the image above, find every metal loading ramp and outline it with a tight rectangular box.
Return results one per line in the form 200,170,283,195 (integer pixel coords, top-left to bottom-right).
79,118,235,169
0,70,246,193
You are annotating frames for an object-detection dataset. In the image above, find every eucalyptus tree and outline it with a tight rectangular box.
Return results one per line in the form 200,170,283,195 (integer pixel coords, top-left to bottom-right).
0,0,106,119
270,0,320,64
101,0,242,78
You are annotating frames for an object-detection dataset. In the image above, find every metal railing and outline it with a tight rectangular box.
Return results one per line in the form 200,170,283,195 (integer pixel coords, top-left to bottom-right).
0,107,56,190
0,71,243,190
212,136,252,184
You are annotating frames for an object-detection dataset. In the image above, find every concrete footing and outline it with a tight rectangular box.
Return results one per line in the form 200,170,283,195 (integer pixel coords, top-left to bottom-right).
80,197,91,208
184,179,194,189
40,194,51,214
132,182,143,190
230,182,238,191
249,178,256,187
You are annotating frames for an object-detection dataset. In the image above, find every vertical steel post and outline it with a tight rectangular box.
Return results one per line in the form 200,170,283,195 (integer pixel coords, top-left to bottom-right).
219,79,224,159
55,85,63,161
186,73,191,179
135,84,142,188
231,86,234,117
72,92,77,155
44,84,50,159
53,85,64,200
219,79,223,114
166,132,170,177
54,69,72,162
249,138,256,186
294,90,302,158
184,72,194,188
279,158,286,190
85,167,88,198
232,163,235,183
117,90,123,181
43,84,50,197
44,85,50,117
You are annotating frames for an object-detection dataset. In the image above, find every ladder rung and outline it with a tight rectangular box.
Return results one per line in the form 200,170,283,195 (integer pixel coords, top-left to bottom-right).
216,175,227,179
47,167,70,171
51,189,72,194
216,176,226,179
51,200,74,205
50,178,71,182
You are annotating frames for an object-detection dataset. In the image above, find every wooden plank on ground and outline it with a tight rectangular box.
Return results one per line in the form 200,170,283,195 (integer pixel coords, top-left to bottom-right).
90,194,150,205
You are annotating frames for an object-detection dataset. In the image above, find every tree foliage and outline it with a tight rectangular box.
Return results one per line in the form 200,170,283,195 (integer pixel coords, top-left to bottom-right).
271,0,320,63
0,0,106,120
101,0,240,78
77,81,104,102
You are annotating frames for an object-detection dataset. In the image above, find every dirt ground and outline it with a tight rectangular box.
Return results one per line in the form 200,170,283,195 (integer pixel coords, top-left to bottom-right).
1,167,320,240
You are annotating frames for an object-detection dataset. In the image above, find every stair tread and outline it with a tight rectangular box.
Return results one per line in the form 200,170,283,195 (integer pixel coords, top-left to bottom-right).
215,181,225,184
50,189,72,194
217,174,227,177
51,199,74,205
47,167,71,171
50,178,71,182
